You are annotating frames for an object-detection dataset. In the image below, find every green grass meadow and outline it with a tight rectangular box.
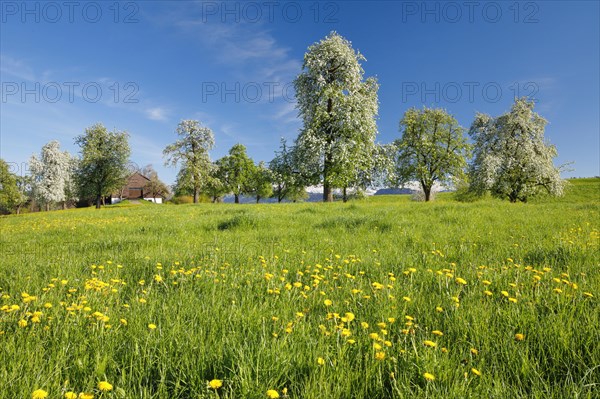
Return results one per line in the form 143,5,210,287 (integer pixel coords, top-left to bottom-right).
1,179,599,398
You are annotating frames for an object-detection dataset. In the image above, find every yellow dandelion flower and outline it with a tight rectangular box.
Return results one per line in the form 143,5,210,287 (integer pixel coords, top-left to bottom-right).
456,277,467,285
32,389,48,399
18,319,28,328
78,393,94,399
148,323,157,330
208,379,223,389
514,333,525,341
323,299,332,306
266,389,280,398
470,348,478,355
64,392,77,399
423,372,435,381
347,339,356,344
361,322,369,329
583,292,593,298
344,312,355,322
317,357,325,366
435,306,444,312
423,340,437,348
471,368,482,376
97,381,113,392
432,330,443,336
373,343,382,350
375,351,385,360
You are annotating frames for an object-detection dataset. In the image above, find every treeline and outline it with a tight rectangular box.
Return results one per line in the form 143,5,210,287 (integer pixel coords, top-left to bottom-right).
164,32,564,205
0,32,566,214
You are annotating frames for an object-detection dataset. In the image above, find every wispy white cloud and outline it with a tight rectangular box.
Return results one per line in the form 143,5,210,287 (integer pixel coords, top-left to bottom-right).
145,107,169,121
271,101,300,124
0,54,36,81
164,6,301,120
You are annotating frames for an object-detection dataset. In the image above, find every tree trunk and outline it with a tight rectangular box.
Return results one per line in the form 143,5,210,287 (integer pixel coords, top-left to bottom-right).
235,194,240,204
323,98,334,203
62,201,67,210
423,185,431,202
45,203,50,212
343,187,348,203
95,195,101,209
256,196,260,204
16,204,22,215
193,188,199,204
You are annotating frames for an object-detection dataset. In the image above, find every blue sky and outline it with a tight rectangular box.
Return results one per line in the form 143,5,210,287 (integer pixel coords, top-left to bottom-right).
1,1,598,184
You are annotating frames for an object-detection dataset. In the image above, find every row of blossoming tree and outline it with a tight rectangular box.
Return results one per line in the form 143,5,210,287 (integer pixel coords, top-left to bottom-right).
0,32,566,213
165,31,564,204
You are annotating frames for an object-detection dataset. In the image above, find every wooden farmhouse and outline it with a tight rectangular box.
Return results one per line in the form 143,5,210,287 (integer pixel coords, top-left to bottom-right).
110,172,163,204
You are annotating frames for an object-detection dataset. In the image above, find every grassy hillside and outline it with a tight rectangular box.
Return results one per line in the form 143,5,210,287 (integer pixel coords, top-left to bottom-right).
1,179,598,398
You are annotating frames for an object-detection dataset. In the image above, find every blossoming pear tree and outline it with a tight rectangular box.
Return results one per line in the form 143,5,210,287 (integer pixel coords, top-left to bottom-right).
294,32,379,202
29,140,76,210
468,97,565,202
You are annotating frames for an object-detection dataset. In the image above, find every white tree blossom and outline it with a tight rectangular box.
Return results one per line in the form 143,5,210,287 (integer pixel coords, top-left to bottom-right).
30,141,73,209
469,98,565,202
294,32,379,201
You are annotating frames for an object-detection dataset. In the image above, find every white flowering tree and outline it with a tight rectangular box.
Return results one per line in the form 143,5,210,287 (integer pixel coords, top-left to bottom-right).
294,32,379,202
62,153,79,208
393,107,471,202
469,98,565,202
164,120,215,204
30,141,75,210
